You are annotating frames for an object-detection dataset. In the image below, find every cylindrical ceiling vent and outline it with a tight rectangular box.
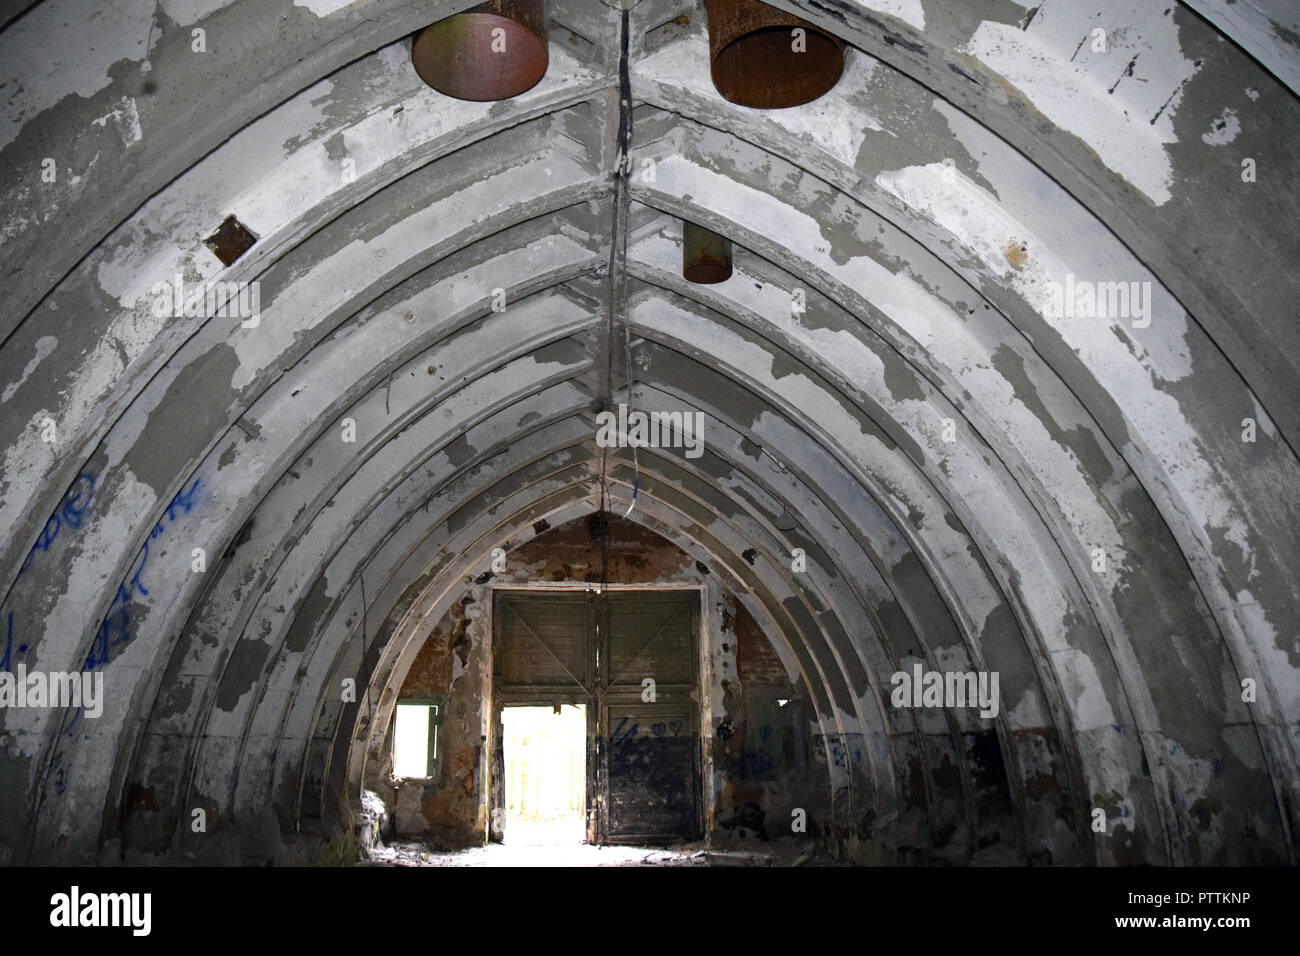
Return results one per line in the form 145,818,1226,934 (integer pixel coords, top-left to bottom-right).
683,221,733,284
704,0,845,108
411,0,548,102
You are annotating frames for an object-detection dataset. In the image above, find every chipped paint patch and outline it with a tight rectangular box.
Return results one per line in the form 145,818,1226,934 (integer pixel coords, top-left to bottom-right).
0,414,60,532
873,158,1025,280
293,0,363,17
1201,107,1241,145
160,0,231,25
0,0,153,152
91,96,143,147
2,336,58,404
762,53,882,168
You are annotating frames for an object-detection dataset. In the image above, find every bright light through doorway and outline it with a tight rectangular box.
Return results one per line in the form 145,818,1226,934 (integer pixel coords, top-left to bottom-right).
502,705,586,845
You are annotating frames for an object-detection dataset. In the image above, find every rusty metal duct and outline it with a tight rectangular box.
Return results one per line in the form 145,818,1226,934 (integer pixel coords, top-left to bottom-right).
411,0,548,102
704,0,844,108
682,220,733,283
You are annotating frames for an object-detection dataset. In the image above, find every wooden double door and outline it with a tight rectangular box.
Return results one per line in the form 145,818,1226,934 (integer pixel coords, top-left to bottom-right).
491,589,701,843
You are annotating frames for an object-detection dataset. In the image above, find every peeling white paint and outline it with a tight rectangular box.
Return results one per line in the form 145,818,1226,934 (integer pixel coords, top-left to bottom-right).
1202,107,1241,145
228,154,591,390
160,0,231,25
0,0,153,152
1182,0,1300,96
960,5,1202,205
922,100,1201,386
637,38,884,173
1054,649,1117,730
763,53,883,168
91,96,143,146
1,336,58,404
40,472,155,669
1004,686,1048,728
0,416,59,534
1249,394,1276,439
293,0,365,17
848,0,925,32
1234,594,1299,723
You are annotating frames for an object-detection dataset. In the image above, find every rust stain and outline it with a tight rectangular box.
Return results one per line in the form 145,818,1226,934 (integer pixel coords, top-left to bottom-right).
125,783,161,814
1002,238,1028,269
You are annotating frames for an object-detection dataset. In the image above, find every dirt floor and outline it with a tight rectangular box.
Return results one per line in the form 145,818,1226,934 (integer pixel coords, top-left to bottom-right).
359,837,830,867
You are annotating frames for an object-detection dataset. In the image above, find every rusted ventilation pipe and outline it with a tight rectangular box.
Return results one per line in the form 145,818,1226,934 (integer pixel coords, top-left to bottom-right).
411,0,548,101
704,0,844,108
683,221,732,284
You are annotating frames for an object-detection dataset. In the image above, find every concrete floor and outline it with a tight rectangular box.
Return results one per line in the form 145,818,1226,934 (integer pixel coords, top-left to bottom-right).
361,839,819,867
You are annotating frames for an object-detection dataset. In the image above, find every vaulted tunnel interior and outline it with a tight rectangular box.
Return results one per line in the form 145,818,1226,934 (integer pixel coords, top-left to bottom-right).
0,0,1297,867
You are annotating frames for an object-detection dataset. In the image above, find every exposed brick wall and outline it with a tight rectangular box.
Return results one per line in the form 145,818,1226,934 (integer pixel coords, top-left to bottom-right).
509,513,694,583
383,513,807,850
736,599,794,693
714,592,804,844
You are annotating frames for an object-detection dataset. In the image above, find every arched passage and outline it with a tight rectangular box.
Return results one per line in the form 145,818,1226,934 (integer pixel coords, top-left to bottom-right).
0,0,1296,866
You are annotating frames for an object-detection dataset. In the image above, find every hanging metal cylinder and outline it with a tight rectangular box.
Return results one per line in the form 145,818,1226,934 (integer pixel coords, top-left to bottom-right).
411,0,548,102
704,0,845,108
683,221,733,284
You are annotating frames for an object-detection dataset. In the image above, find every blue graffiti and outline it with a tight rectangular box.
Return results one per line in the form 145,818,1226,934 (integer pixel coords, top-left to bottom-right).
0,473,201,799
4,476,201,675
814,732,866,770
611,715,640,745
0,610,30,671
34,477,207,793
86,478,203,671
609,716,696,802
164,477,202,523
18,473,96,576
726,748,776,780
3,474,95,669
610,716,656,782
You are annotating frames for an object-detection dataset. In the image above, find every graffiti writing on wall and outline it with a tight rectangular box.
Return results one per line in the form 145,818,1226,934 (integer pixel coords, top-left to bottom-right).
725,747,777,780
4,477,204,674
3,474,205,797
2,474,98,671
0,611,23,671
608,715,693,798
54,477,204,795
18,473,96,576
813,732,866,770
85,478,203,671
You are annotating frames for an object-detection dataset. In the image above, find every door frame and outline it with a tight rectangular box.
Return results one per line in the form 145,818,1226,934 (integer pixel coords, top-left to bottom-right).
488,584,707,845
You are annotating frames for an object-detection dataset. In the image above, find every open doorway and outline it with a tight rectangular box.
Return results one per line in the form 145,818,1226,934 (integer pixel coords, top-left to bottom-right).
491,588,702,846
501,704,586,844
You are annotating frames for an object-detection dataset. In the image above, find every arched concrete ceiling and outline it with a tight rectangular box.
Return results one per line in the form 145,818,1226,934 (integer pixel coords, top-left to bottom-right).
0,0,1296,865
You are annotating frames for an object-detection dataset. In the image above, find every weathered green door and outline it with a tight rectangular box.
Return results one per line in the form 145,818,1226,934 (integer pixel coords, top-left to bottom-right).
492,589,701,843
596,590,701,842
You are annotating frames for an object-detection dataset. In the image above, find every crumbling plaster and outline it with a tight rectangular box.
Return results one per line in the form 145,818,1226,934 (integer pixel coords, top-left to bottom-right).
0,0,1295,865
